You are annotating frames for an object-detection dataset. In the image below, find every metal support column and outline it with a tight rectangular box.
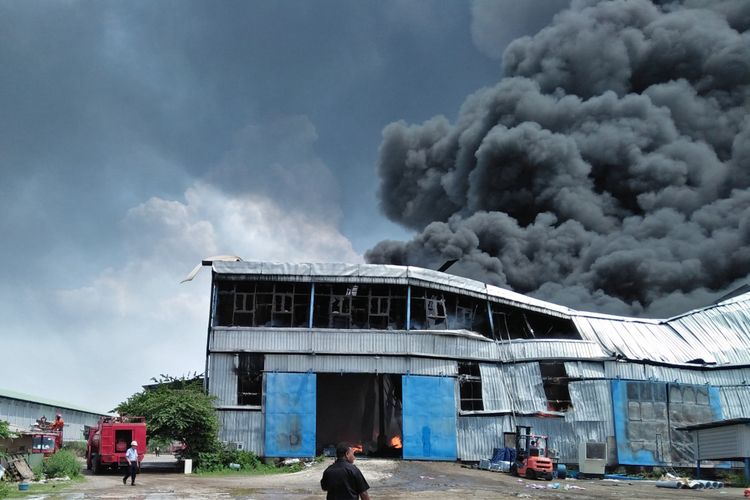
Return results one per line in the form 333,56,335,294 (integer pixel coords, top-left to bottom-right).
406,285,411,330
309,282,315,328
487,300,495,339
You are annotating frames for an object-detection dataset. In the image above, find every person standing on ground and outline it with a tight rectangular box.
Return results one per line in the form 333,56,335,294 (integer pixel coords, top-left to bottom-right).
321,443,370,500
123,440,140,486
155,446,160,457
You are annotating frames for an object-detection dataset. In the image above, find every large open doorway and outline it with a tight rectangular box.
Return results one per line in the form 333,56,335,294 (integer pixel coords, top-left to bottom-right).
316,373,403,457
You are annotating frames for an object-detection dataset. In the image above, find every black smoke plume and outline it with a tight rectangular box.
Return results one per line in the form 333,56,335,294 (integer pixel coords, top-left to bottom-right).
366,0,750,317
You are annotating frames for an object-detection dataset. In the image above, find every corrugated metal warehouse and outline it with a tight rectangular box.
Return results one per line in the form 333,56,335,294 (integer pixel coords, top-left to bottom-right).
0,388,106,445
204,260,750,466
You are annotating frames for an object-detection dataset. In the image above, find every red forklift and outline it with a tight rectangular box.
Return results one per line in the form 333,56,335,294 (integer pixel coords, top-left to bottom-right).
510,425,554,480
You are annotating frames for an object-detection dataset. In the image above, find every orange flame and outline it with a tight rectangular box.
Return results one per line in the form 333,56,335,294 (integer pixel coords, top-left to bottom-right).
389,436,402,449
351,444,363,453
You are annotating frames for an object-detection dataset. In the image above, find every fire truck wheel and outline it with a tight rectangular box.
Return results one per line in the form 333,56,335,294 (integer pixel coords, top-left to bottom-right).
92,454,101,475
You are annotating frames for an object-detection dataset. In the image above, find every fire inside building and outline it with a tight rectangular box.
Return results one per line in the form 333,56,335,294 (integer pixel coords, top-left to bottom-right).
202,260,750,467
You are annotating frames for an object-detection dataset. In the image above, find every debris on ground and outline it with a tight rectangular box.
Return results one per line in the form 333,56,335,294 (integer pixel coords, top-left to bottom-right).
655,472,724,489
5,455,34,482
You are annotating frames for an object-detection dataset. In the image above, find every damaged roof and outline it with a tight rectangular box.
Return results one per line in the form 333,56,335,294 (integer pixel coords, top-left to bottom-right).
211,260,750,367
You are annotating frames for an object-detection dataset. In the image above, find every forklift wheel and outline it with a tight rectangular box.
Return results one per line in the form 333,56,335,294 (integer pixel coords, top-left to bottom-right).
545,473,553,481
510,463,518,476
525,469,536,480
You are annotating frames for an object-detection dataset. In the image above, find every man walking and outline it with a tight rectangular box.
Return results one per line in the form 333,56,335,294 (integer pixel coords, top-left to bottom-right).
321,443,370,500
123,440,140,486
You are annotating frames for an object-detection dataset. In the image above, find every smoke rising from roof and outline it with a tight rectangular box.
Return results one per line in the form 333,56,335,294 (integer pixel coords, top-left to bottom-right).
366,0,750,317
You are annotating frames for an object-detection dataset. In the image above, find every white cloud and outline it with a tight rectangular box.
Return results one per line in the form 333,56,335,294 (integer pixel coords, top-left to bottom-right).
5,181,362,412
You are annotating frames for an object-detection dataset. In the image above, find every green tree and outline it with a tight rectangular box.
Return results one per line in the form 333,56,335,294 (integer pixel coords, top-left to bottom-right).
114,375,220,458
0,420,11,439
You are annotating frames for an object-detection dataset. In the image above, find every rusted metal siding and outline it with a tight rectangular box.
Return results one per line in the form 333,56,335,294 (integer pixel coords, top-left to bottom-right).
217,410,263,455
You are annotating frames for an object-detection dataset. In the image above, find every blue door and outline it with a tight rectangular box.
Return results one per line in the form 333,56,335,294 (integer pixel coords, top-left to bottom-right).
402,375,457,460
264,372,316,457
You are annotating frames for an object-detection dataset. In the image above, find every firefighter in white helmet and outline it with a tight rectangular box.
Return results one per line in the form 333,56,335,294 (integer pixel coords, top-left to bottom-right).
123,440,140,486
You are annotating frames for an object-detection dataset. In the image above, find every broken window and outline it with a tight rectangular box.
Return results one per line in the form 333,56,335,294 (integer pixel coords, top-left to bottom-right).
314,284,406,329
458,362,484,411
539,362,571,411
215,281,311,327
409,287,491,337
490,302,581,341
237,354,264,406
425,294,447,328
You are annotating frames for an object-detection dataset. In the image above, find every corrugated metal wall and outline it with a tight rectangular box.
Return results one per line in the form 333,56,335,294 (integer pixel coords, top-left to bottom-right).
209,353,237,406
0,397,103,442
265,354,457,376
456,415,511,461
480,363,547,414
210,328,498,360
719,386,750,419
497,340,607,361
564,361,606,378
210,328,608,363
566,381,614,435
217,410,263,455
456,415,612,464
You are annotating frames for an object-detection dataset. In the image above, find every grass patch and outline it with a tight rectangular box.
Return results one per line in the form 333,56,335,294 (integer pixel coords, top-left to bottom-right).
195,462,305,477
2,476,85,499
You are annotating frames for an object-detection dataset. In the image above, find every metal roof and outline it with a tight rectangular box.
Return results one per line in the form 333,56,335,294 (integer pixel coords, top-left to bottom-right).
0,388,107,416
676,418,750,431
210,261,750,368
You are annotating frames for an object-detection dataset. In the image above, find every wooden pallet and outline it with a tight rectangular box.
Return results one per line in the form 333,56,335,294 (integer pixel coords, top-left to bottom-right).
6,455,35,482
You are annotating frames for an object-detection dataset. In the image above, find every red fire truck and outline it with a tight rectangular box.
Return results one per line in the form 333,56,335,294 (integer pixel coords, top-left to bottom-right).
85,416,147,474
31,429,62,456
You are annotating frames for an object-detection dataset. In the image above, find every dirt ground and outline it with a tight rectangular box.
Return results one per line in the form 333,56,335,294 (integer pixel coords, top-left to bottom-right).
28,456,744,499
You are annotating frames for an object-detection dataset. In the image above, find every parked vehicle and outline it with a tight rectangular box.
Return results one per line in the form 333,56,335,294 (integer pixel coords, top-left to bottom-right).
31,430,62,456
510,425,554,480
85,416,146,474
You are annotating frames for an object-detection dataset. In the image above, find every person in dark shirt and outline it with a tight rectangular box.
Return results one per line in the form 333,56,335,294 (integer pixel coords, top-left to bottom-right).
321,443,370,500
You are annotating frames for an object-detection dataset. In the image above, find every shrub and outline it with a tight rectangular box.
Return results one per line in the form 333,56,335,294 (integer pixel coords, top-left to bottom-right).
0,421,11,439
195,449,261,472
0,480,10,499
62,441,87,458
44,450,81,478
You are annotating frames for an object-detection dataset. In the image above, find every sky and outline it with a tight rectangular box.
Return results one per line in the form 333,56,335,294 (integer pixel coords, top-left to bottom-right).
2,0,748,413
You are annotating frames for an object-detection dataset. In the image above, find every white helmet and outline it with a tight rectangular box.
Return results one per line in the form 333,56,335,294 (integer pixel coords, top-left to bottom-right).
131,440,138,446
